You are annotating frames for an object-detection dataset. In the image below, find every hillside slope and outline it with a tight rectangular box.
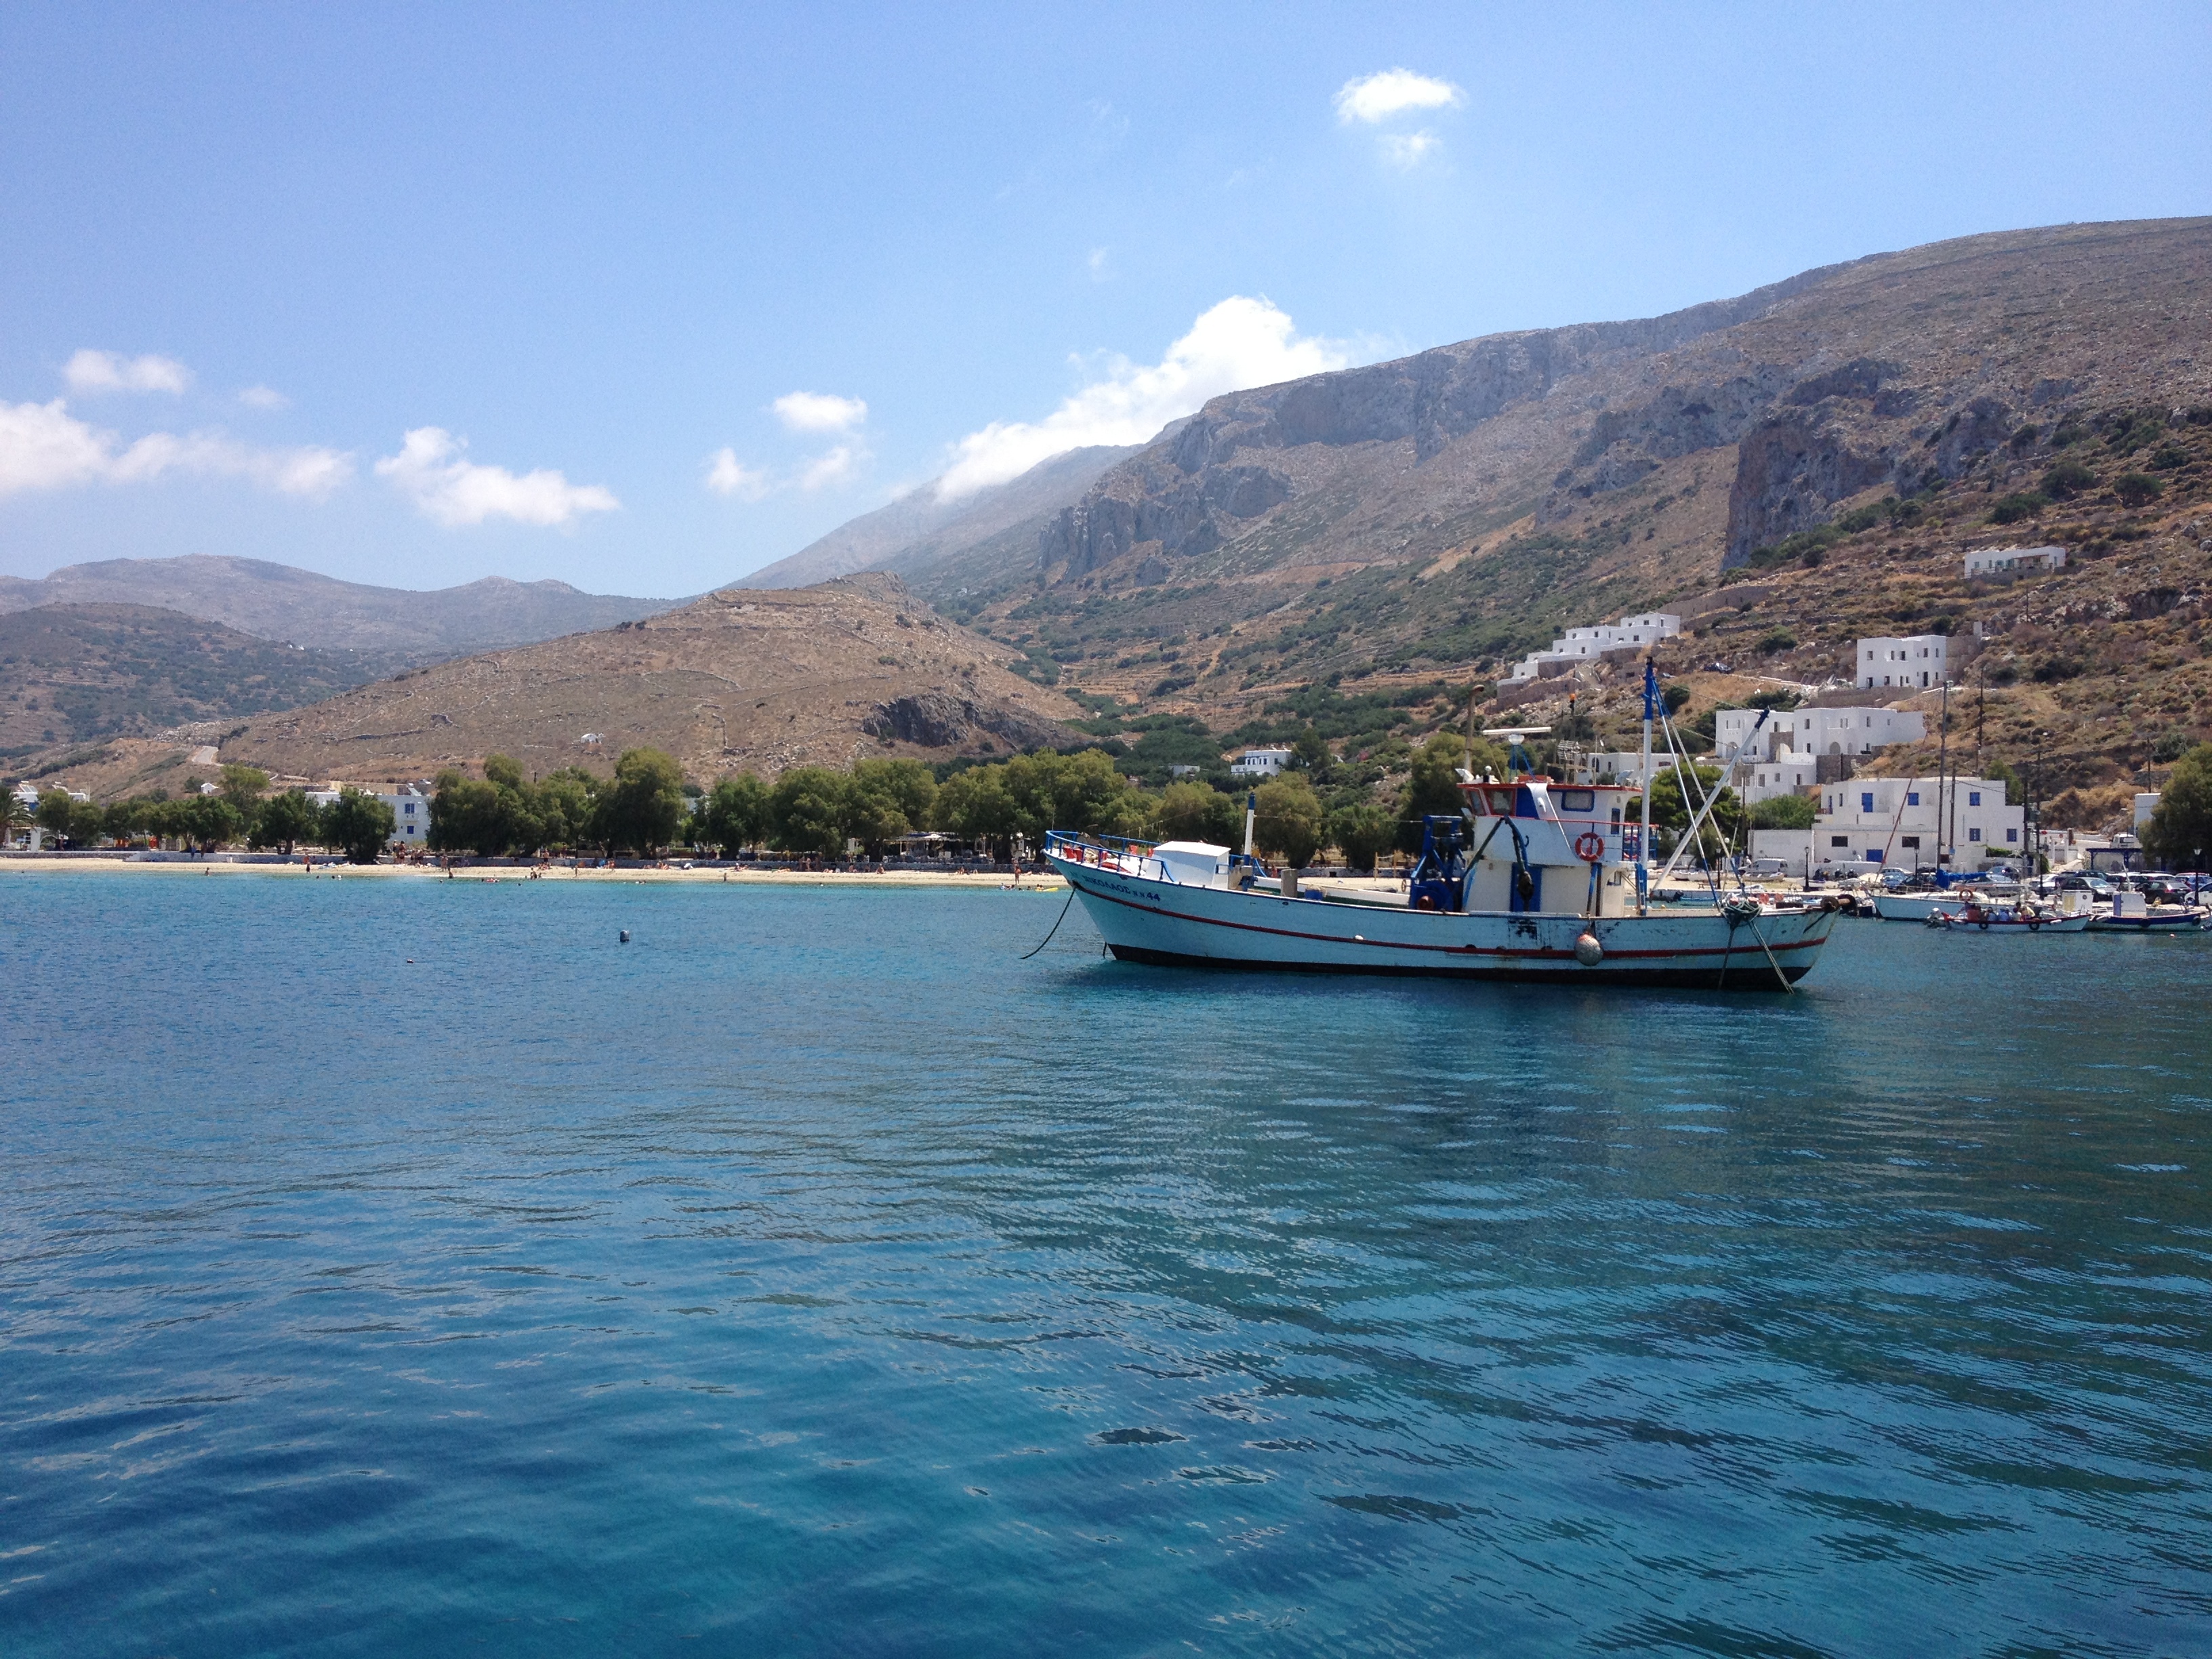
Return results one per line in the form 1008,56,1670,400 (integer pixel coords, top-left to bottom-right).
0,554,676,660
922,219,2210,729
735,444,1140,590
201,574,1082,790
0,603,384,762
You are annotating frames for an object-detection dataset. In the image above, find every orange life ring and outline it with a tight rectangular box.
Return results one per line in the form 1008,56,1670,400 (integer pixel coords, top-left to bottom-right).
1574,832,1605,863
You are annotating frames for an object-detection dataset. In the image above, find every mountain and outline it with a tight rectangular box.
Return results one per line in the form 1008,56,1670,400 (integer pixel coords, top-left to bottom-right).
895,219,2210,726
0,554,676,661
734,444,1142,590
0,603,386,764
182,574,1083,791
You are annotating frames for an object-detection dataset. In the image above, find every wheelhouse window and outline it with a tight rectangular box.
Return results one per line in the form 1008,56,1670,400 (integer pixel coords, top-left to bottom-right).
1554,789,1595,813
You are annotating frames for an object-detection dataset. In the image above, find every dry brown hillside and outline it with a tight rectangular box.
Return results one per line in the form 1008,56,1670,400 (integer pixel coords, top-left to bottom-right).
918,219,2211,733
33,576,1083,798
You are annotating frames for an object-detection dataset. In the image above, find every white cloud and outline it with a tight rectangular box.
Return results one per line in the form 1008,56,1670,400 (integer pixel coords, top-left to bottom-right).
1378,131,1443,169
63,349,193,395
0,398,348,499
375,427,617,527
705,447,772,500
935,296,1355,499
239,384,290,410
771,391,868,434
798,445,862,492
1333,68,1464,125
1086,246,1113,282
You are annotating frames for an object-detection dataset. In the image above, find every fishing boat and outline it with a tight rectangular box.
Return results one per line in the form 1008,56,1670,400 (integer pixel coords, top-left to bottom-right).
1042,668,1843,991
2087,892,2209,932
1870,887,1971,922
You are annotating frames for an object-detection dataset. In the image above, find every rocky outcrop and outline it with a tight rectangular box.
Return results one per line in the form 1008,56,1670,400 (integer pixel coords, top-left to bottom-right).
861,691,1067,752
1724,414,1893,562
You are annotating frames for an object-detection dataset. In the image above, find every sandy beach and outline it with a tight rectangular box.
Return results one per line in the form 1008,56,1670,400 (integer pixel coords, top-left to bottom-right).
0,853,1067,888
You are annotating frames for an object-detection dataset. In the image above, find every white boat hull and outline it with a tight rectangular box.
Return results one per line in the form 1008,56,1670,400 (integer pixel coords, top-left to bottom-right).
1048,855,1840,989
1872,892,1969,922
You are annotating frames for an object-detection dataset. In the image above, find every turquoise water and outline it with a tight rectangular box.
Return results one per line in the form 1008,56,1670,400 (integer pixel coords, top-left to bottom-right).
3,871,2210,1657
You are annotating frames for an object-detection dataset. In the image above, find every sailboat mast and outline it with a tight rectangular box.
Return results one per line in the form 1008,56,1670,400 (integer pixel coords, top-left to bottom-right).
1936,679,1950,878
1637,657,1656,915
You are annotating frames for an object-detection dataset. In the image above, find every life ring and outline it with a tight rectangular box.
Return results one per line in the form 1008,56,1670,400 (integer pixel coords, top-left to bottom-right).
1574,831,1605,863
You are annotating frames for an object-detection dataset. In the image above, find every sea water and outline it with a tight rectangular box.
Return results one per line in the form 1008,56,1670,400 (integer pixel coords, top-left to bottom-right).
3,871,2209,1657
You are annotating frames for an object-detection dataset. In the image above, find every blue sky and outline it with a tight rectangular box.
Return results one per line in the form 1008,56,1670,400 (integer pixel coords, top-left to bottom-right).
1,3,2206,598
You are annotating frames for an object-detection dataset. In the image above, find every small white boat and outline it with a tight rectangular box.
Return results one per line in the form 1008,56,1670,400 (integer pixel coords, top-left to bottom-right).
1872,890,1971,922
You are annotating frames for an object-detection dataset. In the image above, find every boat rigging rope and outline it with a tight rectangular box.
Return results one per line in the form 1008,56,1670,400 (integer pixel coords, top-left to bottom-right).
1019,884,1080,960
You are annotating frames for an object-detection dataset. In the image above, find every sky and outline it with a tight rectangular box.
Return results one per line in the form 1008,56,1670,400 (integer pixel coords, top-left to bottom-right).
1,4,2207,599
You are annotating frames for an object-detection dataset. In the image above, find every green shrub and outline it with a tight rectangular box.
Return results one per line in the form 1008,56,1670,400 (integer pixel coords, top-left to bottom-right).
2114,472,2164,508
2150,445,2190,472
1750,793,1816,830
1756,629,1798,655
1988,492,2047,525
2049,421,2089,447
2041,459,2097,499
1662,682,1693,716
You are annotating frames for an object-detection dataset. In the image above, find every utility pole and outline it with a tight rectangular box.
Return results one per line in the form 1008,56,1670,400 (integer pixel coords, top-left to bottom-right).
1936,679,1950,876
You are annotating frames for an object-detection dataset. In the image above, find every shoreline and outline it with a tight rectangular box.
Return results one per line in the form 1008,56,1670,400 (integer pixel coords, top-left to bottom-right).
0,853,1066,888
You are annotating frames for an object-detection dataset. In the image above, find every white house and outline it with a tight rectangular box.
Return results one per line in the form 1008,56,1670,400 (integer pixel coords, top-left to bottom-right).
1965,544,2066,579
381,790,430,846
1858,634,1959,689
1229,747,1292,779
1712,705,1926,802
1812,776,2024,869
1502,611,1683,684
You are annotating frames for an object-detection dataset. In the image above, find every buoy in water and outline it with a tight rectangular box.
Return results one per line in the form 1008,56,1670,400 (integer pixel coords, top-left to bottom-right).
619,929,631,943
1574,932,1603,966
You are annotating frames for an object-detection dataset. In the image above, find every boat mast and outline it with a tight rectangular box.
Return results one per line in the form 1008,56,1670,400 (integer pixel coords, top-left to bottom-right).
1637,657,1656,915
1936,678,1950,880
1244,790,1256,859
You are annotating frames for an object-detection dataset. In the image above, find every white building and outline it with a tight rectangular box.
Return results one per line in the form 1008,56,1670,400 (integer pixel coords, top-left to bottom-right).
1858,633,1960,689
1712,705,1927,802
2135,792,2160,828
1229,747,1292,779
1813,776,2024,869
382,790,430,846
1502,611,1683,684
1965,544,2066,579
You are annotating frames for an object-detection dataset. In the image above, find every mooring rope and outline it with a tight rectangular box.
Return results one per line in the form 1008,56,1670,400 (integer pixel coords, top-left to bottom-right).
1020,884,1080,960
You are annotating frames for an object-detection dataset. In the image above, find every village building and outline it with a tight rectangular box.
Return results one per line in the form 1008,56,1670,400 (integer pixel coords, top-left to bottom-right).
1964,544,2066,579
1500,611,1683,686
1227,747,1292,779
1857,633,1961,689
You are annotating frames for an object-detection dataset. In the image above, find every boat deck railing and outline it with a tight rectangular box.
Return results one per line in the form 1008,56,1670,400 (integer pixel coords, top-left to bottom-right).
1044,830,1261,886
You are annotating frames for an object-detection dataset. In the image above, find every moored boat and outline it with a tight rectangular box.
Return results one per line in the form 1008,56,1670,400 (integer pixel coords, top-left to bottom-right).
1043,671,1843,990
1927,897,2091,933
2087,893,2209,932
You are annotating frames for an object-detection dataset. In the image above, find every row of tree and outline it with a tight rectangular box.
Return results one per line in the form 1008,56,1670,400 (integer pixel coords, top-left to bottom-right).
11,767,396,861
15,726,1912,869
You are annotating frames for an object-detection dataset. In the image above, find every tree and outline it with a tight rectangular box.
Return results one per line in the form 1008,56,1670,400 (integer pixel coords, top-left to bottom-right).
1984,758,2025,806
323,787,394,863
692,772,769,855
1152,781,1241,846
846,758,937,850
2143,743,2212,870
1327,801,1395,871
1393,732,1504,853
253,788,323,853
533,768,600,850
178,794,245,853
36,790,82,846
1252,775,1324,867
1749,793,1817,830
2113,472,2163,509
219,764,270,817
933,764,1021,855
1292,726,1334,777
1633,763,1744,861
1002,748,1143,839
1662,682,1694,716
1,787,28,848
593,748,688,855
769,766,853,855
